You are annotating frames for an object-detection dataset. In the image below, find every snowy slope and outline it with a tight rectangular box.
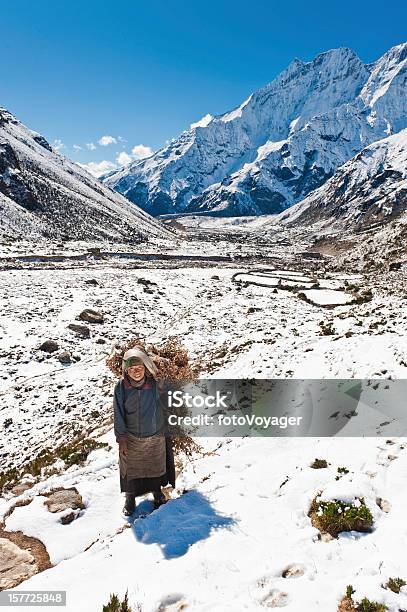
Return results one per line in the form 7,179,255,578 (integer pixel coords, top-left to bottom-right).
104,43,407,217
3,434,407,612
0,109,171,241
274,128,407,230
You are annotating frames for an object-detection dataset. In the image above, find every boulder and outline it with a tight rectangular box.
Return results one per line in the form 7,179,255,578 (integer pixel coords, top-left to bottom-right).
0,538,37,589
57,351,71,364
77,309,104,324
38,340,59,353
43,487,85,517
67,323,90,338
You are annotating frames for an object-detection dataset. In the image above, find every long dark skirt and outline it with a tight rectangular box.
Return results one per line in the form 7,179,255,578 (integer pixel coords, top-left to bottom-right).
120,437,176,496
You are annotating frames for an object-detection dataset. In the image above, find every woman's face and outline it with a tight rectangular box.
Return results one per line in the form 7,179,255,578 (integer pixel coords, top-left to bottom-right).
127,362,146,381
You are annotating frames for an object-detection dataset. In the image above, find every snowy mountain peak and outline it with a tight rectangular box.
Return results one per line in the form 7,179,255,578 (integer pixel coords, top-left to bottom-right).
104,42,407,217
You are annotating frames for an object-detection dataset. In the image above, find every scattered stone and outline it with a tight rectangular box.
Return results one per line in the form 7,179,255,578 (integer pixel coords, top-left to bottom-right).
389,261,402,271
67,323,90,338
261,589,289,607
77,309,104,324
282,564,305,578
376,497,391,513
0,538,37,589
10,483,32,496
43,487,85,517
39,340,59,353
57,351,71,364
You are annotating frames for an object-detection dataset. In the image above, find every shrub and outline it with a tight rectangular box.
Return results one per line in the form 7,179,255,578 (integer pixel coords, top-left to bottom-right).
385,577,406,594
319,321,335,336
336,466,350,480
311,458,328,469
309,496,373,537
102,591,132,612
338,586,388,612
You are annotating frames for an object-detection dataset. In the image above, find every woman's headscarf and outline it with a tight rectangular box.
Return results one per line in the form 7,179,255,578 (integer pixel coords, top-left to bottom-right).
122,347,159,378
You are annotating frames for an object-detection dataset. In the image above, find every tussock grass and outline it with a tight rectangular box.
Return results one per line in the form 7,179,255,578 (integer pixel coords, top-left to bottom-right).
309,496,373,538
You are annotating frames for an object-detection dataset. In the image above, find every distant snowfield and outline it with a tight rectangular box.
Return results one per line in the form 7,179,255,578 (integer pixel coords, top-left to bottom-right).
1,241,407,611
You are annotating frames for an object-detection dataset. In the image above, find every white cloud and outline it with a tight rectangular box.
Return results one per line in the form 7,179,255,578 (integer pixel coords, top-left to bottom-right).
86,142,97,151
53,139,65,151
73,144,82,151
98,135,117,146
78,160,117,178
116,151,133,166
131,144,153,159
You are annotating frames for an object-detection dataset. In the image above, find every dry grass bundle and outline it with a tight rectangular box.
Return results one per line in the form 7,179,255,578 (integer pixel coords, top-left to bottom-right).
106,337,200,383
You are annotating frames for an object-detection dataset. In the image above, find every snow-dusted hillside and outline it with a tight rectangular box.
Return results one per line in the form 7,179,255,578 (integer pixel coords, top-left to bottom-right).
1,251,407,610
274,128,407,230
0,109,171,241
104,43,407,217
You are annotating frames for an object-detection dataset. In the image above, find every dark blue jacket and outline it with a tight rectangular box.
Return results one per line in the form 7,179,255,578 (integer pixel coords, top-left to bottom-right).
113,375,166,441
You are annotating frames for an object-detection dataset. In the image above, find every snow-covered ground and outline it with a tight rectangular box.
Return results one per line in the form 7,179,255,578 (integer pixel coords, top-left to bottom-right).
1,233,407,611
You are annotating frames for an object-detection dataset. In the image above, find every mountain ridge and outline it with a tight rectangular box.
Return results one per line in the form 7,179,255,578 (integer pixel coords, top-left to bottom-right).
0,108,170,241
104,42,407,217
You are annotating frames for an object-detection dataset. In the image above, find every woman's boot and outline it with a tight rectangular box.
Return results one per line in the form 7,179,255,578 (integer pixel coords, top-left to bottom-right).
153,489,166,509
123,493,136,516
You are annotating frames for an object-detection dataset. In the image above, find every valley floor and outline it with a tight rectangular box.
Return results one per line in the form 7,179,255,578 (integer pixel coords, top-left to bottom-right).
1,229,407,611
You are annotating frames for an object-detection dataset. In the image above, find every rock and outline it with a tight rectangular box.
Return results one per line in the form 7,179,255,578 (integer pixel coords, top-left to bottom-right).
282,564,305,578
60,512,77,525
67,323,90,338
77,309,104,324
389,261,402,271
0,538,37,589
10,483,32,496
85,278,99,285
95,337,106,344
43,487,85,516
39,340,59,353
376,497,391,513
57,351,71,364
320,532,334,542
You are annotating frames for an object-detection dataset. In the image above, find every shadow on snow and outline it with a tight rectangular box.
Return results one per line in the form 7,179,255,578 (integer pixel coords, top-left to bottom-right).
131,490,236,559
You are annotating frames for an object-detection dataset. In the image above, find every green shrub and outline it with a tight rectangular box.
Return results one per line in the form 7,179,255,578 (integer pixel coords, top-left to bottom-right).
310,458,328,469
385,576,406,594
102,591,132,612
309,496,373,537
356,598,387,612
319,320,335,336
339,586,388,612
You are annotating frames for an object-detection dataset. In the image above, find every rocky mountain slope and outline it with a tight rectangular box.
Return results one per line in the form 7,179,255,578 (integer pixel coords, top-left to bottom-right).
275,128,407,230
104,43,407,217
0,109,171,241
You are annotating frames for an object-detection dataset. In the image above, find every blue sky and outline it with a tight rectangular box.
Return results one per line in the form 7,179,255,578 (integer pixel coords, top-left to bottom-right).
2,0,406,175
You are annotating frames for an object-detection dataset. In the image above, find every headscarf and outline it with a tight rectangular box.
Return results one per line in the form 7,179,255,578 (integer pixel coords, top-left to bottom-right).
122,347,159,379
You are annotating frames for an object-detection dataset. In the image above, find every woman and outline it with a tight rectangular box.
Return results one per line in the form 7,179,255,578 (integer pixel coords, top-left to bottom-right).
113,347,176,516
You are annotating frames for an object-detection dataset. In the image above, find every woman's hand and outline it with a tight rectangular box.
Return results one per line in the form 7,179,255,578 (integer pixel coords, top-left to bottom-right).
118,437,128,457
